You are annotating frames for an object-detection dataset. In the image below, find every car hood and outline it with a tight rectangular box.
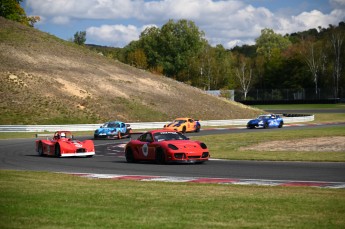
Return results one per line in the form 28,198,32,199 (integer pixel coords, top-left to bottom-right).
163,140,202,149
248,119,261,124
165,122,182,127
95,128,115,133
59,140,85,148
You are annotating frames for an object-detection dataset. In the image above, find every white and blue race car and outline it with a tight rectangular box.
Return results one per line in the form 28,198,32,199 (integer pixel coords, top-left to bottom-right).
94,121,132,139
247,114,284,129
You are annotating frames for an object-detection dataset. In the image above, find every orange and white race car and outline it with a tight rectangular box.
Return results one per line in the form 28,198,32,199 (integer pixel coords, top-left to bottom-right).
163,117,201,133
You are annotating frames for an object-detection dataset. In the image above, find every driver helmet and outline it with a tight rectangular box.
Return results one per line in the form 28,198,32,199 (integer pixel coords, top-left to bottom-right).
60,132,66,138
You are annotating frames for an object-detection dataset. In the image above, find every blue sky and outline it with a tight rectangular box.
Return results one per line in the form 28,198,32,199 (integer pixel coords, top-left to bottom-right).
23,0,345,48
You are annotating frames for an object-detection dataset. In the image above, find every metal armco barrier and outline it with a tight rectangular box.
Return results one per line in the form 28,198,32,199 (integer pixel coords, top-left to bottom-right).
0,115,314,132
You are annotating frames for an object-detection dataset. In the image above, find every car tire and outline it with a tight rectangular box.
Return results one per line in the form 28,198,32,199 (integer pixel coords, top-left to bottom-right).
263,122,269,129
117,131,122,139
155,148,166,164
195,125,201,132
182,126,186,133
126,129,132,138
38,141,44,156
55,144,61,157
278,121,283,128
125,148,135,163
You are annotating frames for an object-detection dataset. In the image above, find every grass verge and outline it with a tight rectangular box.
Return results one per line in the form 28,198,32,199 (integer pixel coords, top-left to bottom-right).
1,170,344,229
192,126,345,162
252,103,345,110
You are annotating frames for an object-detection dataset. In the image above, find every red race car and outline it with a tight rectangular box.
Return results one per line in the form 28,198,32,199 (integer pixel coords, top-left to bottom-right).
124,129,210,164
35,131,95,157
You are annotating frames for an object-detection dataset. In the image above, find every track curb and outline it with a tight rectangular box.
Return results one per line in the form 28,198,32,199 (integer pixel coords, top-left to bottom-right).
64,172,345,189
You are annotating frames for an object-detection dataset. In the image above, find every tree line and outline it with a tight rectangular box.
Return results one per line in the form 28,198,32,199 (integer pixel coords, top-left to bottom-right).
90,19,344,100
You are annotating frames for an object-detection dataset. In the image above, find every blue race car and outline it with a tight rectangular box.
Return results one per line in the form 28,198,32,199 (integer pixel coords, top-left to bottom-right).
94,121,132,139
247,114,284,129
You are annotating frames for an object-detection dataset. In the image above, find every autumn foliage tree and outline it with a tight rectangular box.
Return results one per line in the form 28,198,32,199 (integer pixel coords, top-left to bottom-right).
0,0,39,27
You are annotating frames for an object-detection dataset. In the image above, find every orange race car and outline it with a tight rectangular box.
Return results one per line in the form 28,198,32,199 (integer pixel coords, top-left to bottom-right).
163,117,201,133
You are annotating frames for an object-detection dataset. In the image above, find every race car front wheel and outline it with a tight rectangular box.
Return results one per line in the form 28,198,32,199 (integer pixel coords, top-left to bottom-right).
278,121,283,128
125,148,135,163
117,131,122,139
38,142,44,156
155,148,166,164
55,144,61,157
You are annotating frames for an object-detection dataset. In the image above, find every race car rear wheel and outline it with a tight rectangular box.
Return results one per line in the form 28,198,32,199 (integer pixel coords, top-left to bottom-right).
155,148,166,164
125,148,135,163
182,126,186,133
55,144,61,157
38,142,44,156
263,122,269,129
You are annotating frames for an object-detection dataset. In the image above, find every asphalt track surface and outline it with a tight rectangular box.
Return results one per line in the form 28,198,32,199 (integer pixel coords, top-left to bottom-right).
1,123,345,185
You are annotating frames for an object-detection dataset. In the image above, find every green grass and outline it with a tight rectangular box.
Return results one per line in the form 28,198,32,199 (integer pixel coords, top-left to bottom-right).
312,113,345,123
252,103,345,110
0,131,95,140
1,170,344,229
192,126,345,162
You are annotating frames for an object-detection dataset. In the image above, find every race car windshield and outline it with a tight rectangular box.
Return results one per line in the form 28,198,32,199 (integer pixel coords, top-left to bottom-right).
258,115,270,120
174,120,186,124
154,132,188,141
55,132,72,139
108,123,120,128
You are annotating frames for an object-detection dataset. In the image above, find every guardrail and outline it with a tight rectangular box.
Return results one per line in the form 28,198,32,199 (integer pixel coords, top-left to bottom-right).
0,115,314,132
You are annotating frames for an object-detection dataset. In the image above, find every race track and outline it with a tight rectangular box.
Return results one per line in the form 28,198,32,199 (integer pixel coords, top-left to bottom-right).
1,124,345,185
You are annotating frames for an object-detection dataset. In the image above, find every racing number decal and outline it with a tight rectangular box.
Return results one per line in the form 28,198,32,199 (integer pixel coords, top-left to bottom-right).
73,142,82,148
142,144,149,157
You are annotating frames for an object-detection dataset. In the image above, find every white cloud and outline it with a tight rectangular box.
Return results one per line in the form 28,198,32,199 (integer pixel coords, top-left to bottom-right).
330,0,345,8
26,0,345,48
51,16,70,25
86,24,141,47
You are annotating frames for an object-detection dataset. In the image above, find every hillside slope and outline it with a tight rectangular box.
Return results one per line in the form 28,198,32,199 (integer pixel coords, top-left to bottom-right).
0,17,261,124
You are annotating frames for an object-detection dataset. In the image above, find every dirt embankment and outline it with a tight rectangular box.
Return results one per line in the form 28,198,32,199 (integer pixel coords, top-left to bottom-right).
0,17,262,124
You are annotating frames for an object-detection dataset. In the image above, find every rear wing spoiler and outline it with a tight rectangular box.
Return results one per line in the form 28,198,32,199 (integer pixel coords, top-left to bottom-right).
35,133,54,139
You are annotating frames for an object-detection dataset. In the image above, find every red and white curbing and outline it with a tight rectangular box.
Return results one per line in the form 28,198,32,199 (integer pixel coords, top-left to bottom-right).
64,173,345,189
